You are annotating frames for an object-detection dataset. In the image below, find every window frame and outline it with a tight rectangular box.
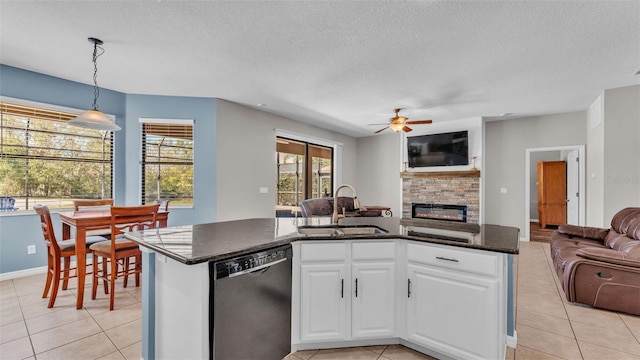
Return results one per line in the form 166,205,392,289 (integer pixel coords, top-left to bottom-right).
276,136,334,208
139,118,194,208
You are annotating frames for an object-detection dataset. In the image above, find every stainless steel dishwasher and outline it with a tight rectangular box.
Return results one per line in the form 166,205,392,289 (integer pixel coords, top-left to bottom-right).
209,245,293,360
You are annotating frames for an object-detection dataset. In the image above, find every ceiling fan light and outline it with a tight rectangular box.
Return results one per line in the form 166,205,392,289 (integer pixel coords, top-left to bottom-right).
390,123,404,132
68,109,121,131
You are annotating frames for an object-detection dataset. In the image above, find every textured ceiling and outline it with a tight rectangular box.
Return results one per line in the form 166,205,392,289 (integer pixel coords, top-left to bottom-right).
1,1,638,137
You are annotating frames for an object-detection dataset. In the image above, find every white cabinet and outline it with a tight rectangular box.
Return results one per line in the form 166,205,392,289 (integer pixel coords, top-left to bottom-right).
351,260,395,338
300,262,347,341
294,239,507,360
296,241,396,343
406,242,504,360
299,242,348,342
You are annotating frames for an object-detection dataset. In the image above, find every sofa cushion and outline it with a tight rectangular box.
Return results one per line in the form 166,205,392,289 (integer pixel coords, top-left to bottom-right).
629,218,640,241
576,247,640,268
610,207,640,235
557,224,608,241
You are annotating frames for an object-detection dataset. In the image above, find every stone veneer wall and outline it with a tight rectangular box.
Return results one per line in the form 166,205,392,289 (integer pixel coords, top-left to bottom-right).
402,176,480,224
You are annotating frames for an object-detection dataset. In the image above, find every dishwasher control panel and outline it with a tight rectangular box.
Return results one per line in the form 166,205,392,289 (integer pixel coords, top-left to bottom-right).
213,245,292,279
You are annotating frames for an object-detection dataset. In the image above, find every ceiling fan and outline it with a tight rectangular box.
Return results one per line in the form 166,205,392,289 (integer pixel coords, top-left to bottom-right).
371,108,433,133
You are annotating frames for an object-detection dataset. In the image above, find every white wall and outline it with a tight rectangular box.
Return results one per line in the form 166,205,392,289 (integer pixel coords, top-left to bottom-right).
586,95,605,227
215,100,358,221
355,134,402,216
483,111,586,232
602,85,640,223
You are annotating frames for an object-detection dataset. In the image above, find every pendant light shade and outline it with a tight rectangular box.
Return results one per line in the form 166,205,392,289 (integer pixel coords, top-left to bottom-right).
68,37,121,131
68,109,121,131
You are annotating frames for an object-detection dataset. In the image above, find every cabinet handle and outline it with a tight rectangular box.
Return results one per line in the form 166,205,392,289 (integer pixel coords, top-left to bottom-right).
408,278,412,298
436,256,459,263
355,278,358,297
341,279,344,298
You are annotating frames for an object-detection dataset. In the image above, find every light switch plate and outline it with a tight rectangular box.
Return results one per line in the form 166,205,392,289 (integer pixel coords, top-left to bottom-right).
259,187,268,194
27,245,36,254
500,188,508,194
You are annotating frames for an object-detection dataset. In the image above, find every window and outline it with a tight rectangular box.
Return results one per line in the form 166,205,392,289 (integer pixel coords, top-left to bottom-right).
0,102,114,210
140,119,193,207
276,137,333,211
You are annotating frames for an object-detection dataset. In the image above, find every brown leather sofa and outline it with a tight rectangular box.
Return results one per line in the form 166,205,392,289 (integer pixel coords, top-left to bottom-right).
300,197,382,217
550,207,640,315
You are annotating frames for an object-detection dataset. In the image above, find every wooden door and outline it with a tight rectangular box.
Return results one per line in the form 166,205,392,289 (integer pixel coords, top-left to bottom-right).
537,161,567,228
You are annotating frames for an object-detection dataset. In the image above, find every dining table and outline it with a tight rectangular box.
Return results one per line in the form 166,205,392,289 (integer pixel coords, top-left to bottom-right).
59,209,169,309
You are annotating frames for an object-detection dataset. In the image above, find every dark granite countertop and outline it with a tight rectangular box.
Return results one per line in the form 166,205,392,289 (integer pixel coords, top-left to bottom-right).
125,217,520,265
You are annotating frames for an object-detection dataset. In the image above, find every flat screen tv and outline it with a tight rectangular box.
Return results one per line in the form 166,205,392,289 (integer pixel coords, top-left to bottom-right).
407,130,469,167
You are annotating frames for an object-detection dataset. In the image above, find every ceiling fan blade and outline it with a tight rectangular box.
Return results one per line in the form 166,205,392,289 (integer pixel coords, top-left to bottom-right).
406,120,433,125
402,126,413,132
367,123,390,126
374,126,390,134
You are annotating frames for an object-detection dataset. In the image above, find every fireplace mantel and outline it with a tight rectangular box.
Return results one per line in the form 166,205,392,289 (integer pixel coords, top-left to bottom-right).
400,170,480,179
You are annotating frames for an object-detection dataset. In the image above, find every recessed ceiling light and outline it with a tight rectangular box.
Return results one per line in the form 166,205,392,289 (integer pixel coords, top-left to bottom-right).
634,67,640,76
257,103,267,107
500,113,513,116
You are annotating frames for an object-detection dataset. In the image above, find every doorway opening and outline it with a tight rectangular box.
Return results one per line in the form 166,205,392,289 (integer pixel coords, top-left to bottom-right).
524,145,585,242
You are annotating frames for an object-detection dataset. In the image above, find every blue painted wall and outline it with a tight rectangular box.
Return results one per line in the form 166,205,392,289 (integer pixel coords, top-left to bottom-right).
125,94,217,226
0,65,217,273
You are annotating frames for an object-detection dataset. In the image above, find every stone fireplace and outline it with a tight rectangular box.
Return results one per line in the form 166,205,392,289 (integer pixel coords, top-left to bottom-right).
402,170,480,224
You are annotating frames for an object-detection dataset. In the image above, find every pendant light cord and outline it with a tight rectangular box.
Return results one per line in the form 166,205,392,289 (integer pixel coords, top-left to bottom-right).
91,41,105,111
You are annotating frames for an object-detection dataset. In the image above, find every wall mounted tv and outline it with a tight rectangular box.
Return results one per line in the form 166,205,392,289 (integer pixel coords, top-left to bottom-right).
407,130,469,167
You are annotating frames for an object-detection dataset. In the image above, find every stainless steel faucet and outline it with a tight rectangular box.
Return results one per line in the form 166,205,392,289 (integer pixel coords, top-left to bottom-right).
333,184,361,224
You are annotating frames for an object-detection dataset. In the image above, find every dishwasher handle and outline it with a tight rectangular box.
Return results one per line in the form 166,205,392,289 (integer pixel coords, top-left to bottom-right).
228,258,288,278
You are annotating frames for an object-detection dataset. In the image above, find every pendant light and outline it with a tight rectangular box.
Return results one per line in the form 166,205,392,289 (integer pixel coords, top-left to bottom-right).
68,37,121,131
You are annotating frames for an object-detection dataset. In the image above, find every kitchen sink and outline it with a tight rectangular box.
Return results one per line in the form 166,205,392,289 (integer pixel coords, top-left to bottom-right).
297,227,340,236
297,225,388,237
338,227,387,235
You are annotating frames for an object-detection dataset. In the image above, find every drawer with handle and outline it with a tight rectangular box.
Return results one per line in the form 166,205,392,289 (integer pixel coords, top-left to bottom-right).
407,242,497,277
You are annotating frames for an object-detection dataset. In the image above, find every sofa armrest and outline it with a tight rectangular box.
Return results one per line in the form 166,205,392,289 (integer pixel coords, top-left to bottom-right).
576,248,640,268
558,224,608,241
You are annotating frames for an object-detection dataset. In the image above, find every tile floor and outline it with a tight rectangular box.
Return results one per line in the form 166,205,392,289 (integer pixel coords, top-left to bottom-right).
1,241,639,359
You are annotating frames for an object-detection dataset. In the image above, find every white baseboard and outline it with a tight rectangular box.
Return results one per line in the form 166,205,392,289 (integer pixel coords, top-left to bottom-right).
0,266,48,281
507,330,518,348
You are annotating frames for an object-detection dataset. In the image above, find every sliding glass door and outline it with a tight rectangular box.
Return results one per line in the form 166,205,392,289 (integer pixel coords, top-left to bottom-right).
276,137,333,216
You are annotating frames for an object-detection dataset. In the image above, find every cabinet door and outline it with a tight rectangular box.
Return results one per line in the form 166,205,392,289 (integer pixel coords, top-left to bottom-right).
351,262,395,339
300,263,347,342
407,263,499,360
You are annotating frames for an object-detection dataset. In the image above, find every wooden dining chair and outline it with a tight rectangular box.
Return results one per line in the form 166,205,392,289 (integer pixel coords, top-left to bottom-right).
90,204,160,310
153,199,170,211
33,205,108,308
73,199,114,237
73,199,114,211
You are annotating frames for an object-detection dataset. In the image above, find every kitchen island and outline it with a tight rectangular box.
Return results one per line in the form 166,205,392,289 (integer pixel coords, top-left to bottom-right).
126,217,519,360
